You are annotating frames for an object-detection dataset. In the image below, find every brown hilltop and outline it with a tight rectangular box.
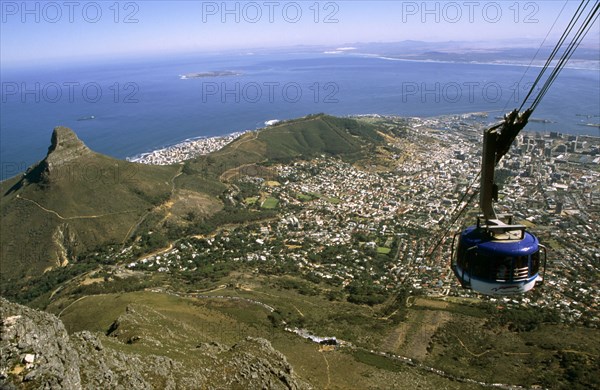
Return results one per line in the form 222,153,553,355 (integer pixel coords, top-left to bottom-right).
45,126,92,170
19,126,94,185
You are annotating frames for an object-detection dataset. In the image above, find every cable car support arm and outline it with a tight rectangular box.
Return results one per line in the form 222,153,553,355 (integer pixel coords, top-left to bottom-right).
479,108,532,233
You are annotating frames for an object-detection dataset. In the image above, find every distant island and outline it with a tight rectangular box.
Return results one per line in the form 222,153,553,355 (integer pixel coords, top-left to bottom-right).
179,71,241,79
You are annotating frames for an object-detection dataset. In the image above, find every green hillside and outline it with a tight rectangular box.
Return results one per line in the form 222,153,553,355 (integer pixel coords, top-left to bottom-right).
258,114,383,160
0,127,182,287
184,114,383,179
0,115,383,294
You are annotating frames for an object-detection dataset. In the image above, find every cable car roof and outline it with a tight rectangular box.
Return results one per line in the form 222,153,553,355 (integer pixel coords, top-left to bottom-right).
460,226,539,257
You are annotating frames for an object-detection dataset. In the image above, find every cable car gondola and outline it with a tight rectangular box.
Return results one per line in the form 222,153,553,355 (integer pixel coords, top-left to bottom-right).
435,0,596,295
431,0,598,295
451,110,547,295
452,215,547,295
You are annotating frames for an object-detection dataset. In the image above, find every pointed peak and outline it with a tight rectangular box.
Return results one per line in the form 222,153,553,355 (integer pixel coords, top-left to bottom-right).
45,126,92,168
48,127,89,155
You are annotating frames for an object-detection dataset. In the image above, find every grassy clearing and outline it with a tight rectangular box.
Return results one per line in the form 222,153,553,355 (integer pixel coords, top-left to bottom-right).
244,196,259,205
546,238,564,251
377,247,392,254
296,193,315,202
352,350,404,372
261,197,279,209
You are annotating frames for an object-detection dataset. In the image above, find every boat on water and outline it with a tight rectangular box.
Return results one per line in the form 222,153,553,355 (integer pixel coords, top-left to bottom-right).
77,115,96,121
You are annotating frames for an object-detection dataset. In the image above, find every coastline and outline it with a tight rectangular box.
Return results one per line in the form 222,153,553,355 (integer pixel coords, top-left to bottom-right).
342,52,600,71
126,131,249,165
125,111,596,166
128,119,283,165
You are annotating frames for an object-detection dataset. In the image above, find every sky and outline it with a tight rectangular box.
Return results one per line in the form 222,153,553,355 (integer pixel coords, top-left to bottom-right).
1,1,598,66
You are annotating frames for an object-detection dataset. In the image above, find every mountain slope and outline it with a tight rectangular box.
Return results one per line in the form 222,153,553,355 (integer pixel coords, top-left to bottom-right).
0,297,311,389
0,115,384,293
219,114,381,161
0,127,181,285
181,114,383,184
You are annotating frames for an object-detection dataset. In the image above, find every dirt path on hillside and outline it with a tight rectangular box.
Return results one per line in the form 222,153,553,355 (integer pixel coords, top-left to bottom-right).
121,167,183,245
16,194,137,220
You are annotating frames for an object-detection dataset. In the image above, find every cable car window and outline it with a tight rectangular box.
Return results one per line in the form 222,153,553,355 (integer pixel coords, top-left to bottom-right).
456,242,470,270
470,252,488,280
531,251,540,274
514,256,529,269
494,257,512,281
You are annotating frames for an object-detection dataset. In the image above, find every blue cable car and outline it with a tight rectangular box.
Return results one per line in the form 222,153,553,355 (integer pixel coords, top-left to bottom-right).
452,215,547,295
451,110,547,296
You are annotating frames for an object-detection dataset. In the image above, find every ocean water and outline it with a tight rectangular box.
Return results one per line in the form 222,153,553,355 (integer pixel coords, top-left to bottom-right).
1,51,599,180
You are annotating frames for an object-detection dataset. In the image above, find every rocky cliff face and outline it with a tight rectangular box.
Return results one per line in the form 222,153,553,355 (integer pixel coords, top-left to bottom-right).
0,298,81,389
51,223,79,268
0,298,311,389
21,126,93,185
45,127,92,172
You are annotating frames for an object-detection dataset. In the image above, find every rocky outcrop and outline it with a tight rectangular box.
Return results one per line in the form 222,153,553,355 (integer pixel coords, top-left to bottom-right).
0,299,312,389
45,127,92,171
51,223,79,268
0,298,81,389
208,337,310,390
21,127,93,185
71,331,193,390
